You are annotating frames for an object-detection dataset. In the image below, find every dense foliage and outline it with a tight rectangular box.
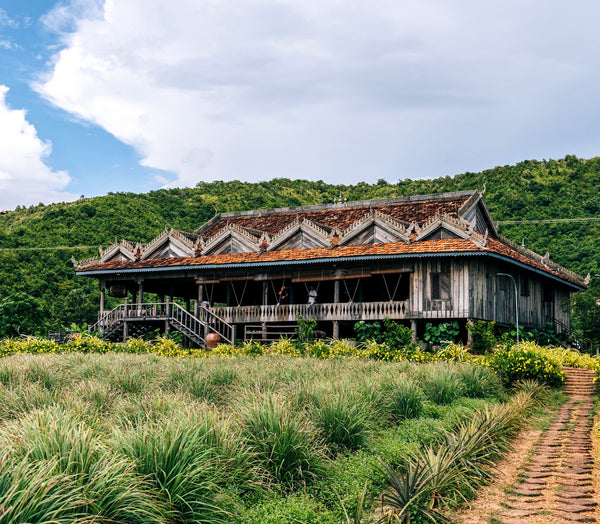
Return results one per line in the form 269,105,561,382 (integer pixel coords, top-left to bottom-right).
0,155,599,335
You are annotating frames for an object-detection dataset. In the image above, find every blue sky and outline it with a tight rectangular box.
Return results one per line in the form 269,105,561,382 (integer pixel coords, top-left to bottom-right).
1,1,600,210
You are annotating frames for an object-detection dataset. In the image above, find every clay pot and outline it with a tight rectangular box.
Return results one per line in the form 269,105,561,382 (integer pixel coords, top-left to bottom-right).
206,332,221,349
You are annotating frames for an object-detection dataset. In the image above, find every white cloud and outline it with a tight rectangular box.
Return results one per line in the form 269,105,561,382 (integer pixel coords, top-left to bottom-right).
36,0,600,187
0,86,75,209
0,9,18,28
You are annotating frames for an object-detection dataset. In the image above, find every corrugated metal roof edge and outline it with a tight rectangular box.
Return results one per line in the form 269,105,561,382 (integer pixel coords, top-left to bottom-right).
76,251,585,290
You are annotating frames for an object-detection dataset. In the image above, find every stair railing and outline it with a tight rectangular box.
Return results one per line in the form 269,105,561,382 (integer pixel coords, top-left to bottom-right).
90,302,234,346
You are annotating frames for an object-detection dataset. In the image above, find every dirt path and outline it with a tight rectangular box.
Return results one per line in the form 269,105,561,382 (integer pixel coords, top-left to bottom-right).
453,367,598,523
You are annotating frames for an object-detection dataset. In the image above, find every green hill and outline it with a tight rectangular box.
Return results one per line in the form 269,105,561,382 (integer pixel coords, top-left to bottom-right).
1,154,599,335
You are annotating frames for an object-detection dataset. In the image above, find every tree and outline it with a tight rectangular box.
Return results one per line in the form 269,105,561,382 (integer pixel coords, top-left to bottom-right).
0,292,46,337
571,276,600,353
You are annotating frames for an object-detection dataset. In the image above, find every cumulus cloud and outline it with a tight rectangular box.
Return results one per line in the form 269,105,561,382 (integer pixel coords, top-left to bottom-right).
36,0,600,187
0,86,75,209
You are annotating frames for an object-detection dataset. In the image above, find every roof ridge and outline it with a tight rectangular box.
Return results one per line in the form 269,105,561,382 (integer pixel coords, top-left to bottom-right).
218,190,477,219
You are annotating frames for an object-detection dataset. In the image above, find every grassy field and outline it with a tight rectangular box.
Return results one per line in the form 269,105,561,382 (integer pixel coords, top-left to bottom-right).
0,351,545,523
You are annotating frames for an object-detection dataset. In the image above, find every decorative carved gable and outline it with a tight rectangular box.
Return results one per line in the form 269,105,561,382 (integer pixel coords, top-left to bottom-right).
201,223,261,255
457,191,498,238
140,229,196,260
99,239,139,263
415,214,488,247
267,218,332,251
337,211,410,246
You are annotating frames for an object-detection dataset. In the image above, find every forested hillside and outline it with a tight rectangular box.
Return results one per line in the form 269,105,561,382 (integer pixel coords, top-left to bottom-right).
0,154,599,335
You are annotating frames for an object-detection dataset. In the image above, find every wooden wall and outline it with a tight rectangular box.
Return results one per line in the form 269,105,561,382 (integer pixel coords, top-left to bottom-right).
468,258,572,330
409,258,470,320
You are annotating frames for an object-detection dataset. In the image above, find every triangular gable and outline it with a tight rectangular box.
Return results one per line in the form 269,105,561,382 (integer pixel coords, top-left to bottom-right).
201,223,261,255
415,214,488,247
337,211,410,246
140,229,196,260
267,218,332,251
99,239,138,263
457,191,498,238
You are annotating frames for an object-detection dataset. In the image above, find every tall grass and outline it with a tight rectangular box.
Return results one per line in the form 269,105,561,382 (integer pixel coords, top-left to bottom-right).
0,407,167,523
113,416,232,523
241,394,325,489
309,387,371,452
0,352,514,522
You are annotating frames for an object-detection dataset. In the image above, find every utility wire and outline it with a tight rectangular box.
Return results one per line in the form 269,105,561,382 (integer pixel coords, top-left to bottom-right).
0,245,99,252
497,217,600,226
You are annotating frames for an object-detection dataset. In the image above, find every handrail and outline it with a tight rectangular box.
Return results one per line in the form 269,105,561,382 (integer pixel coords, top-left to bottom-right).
89,302,235,346
196,304,235,345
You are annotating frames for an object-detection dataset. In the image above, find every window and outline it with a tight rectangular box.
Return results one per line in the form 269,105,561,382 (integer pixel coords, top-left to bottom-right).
431,272,450,300
543,282,554,303
520,276,529,297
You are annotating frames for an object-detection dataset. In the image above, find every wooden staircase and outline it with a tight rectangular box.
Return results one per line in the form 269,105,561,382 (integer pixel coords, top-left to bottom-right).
90,302,235,347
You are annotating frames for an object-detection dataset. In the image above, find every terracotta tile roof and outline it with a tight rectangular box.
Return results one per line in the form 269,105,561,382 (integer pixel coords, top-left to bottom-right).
202,199,468,238
77,237,584,287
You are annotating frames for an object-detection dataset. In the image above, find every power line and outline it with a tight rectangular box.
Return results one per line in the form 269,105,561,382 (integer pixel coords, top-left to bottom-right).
0,245,99,252
497,217,600,226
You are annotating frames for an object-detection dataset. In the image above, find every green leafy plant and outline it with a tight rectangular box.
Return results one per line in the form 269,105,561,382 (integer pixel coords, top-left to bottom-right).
423,322,460,346
354,321,382,343
296,315,317,345
467,321,496,353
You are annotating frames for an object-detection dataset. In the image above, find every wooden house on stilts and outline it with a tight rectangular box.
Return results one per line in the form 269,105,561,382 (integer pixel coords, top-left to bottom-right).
74,190,586,346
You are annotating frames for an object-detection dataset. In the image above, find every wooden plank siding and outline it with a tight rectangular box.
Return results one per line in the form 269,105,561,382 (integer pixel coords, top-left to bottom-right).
468,258,572,331
410,259,470,319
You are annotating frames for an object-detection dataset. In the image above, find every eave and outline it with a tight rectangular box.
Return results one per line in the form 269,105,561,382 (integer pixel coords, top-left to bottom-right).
77,249,585,291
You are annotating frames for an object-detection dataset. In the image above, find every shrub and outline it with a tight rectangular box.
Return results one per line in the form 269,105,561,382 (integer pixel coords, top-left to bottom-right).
467,320,497,354
353,321,382,343
354,319,413,349
385,378,425,422
419,365,465,405
296,315,317,345
424,321,460,346
454,365,504,399
241,394,324,489
485,342,564,387
114,417,231,522
309,390,371,452
328,339,357,359
436,342,472,362
306,340,330,359
240,492,337,524
381,318,413,349
265,338,302,357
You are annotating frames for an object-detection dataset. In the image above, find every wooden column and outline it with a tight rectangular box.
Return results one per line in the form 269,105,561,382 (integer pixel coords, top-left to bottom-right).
137,281,144,307
411,320,418,343
195,281,204,317
333,279,340,338
466,319,474,348
261,282,268,340
99,282,105,315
